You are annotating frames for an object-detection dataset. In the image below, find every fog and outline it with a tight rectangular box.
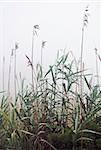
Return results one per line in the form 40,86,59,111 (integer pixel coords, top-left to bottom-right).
0,1,101,93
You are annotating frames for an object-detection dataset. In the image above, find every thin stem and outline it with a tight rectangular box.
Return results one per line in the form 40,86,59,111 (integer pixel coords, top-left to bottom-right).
14,48,16,98
2,56,5,92
80,20,85,150
31,33,34,90
80,26,84,97
41,41,46,72
95,49,99,85
41,46,43,68
8,51,13,95
80,5,89,97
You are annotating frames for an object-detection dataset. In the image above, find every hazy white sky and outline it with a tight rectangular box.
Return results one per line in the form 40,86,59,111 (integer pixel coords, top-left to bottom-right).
0,1,101,92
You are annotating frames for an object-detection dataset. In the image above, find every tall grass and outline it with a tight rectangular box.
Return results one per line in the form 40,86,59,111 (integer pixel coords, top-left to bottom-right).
0,6,101,150
0,50,101,149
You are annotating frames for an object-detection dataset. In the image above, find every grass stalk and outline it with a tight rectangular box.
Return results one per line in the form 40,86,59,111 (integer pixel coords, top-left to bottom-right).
41,41,46,69
2,56,5,92
80,6,89,149
8,49,13,95
80,5,89,121
95,48,99,85
31,25,39,90
80,25,84,98
31,31,34,89
14,43,18,98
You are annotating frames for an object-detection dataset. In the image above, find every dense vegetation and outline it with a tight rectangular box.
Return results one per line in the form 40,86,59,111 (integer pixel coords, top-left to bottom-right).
0,6,101,150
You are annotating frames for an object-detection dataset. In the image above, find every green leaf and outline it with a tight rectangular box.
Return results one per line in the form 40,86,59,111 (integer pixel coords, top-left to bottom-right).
84,76,91,90
50,66,56,85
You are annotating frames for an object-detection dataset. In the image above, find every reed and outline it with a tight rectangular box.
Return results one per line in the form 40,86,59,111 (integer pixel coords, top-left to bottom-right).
0,6,100,150
2,56,5,92
31,25,39,90
8,49,13,95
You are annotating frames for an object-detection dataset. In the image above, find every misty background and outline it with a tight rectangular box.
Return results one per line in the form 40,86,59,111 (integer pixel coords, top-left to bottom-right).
0,1,101,94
